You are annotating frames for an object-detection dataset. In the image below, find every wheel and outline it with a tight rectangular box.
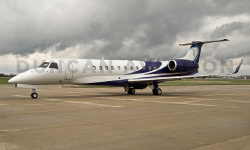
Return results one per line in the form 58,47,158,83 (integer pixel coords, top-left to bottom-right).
31,93,38,98
152,88,162,95
156,88,162,95
127,88,135,94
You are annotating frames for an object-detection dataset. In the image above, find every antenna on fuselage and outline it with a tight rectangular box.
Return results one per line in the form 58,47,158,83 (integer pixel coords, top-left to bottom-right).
102,57,104,60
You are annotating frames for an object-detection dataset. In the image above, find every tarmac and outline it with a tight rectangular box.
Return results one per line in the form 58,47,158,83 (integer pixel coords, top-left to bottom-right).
0,84,250,150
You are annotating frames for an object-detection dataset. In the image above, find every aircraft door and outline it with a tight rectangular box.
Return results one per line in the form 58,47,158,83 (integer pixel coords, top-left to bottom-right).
63,60,73,80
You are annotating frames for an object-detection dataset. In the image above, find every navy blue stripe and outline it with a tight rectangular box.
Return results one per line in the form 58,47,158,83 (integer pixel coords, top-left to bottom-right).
84,79,128,86
126,61,162,75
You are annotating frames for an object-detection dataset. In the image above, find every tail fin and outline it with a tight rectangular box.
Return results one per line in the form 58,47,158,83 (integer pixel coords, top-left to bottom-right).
180,39,229,63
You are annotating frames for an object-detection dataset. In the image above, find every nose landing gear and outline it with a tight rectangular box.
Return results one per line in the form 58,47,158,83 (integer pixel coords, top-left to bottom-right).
31,88,38,98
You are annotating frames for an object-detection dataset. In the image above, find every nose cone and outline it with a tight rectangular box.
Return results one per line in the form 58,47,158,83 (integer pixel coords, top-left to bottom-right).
8,76,21,84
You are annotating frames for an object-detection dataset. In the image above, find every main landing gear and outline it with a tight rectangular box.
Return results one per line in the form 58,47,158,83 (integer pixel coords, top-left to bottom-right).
31,88,38,98
151,82,162,95
124,82,162,95
127,88,135,94
124,87,136,94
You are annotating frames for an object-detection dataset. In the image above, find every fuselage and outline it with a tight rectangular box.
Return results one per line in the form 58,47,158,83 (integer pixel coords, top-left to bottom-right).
8,59,199,87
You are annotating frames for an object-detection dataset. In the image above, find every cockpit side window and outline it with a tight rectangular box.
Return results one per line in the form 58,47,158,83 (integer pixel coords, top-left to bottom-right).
38,62,50,68
49,63,58,69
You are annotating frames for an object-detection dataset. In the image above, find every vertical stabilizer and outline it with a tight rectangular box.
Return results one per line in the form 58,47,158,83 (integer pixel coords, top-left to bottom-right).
182,41,203,63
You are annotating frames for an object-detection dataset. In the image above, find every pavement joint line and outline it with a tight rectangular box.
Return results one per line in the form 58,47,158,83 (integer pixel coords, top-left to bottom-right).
188,98,217,101
13,95,30,98
98,97,215,107
216,94,235,95
0,129,21,132
64,95,80,96
191,135,250,150
227,100,250,103
138,97,178,100
64,101,122,108
155,97,178,99
0,104,7,106
42,97,120,107
98,97,141,101
42,98,60,101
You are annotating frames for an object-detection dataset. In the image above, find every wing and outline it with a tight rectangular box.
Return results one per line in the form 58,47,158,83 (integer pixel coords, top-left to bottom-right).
129,58,244,84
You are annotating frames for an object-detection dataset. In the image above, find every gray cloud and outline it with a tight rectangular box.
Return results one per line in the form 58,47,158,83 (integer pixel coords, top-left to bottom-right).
0,0,250,62
210,22,249,39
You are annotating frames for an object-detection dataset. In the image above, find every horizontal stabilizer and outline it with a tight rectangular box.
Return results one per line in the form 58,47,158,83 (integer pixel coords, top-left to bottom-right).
179,39,229,46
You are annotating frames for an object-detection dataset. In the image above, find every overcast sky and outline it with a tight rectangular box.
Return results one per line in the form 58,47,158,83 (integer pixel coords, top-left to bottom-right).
0,0,250,75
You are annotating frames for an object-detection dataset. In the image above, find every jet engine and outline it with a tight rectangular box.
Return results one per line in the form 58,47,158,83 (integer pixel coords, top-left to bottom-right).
168,59,199,72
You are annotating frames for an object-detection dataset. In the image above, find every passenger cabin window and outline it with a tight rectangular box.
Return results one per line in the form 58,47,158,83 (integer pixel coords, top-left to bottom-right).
143,66,146,70
154,67,156,70
49,63,58,69
124,66,127,70
99,66,102,70
38,62,50,68
105,66,108,70
117,66,120,70
111,66,114,70
136,66,139,70
93,66,96,70
148,66,151,70
130,66,133,70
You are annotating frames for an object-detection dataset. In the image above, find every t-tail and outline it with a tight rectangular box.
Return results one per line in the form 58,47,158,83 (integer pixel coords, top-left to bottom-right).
180,39,229,63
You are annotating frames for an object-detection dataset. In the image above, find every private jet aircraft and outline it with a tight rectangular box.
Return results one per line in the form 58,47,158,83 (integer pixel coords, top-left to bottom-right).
8,39,244,98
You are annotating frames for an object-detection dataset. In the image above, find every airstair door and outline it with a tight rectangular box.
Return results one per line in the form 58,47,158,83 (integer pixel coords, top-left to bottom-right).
63,60,73,80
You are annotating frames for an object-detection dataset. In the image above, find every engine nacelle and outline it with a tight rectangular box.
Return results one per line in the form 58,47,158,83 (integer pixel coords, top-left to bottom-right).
168,59,199,72
168,60,177,71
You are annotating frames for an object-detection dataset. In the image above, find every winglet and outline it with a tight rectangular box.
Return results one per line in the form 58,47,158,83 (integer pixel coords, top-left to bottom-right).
231,58,244,74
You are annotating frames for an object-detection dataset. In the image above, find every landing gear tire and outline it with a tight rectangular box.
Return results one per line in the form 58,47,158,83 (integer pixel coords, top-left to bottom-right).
153,88,162,95
127,88,135,94
31,93,38,98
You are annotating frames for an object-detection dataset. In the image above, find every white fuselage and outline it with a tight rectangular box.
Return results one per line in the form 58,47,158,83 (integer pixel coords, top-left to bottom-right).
9,59,172,86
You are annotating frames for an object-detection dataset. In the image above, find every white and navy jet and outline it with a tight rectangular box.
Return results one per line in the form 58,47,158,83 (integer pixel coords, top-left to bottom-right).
8,39,244,98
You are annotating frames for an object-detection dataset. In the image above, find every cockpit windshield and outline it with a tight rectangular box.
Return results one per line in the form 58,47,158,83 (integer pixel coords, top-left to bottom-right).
49,63,58,69
38,62,50,68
